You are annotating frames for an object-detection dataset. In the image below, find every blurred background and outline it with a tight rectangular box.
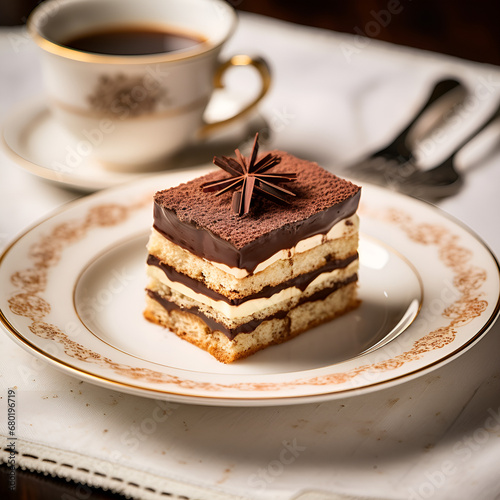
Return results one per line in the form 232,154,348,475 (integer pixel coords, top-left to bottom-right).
2,0,500,65
236,0,500,66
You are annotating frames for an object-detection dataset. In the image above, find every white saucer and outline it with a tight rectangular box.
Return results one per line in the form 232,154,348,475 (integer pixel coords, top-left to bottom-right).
1,95,267,192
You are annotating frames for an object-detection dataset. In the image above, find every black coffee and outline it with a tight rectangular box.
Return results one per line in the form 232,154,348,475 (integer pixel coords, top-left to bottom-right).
62,26,204,55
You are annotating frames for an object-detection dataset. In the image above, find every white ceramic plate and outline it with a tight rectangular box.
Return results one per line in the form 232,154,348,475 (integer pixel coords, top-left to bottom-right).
1,95,265,192
0,168,499,406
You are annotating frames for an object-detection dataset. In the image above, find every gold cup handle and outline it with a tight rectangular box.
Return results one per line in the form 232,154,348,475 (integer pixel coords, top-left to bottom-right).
199,55,271,137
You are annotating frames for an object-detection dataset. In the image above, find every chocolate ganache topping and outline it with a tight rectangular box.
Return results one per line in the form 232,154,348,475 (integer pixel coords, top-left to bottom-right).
153,151,361,273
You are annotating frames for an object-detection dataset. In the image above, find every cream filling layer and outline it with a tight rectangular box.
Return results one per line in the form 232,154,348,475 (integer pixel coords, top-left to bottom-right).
213,214,358,278
153,214,359,279
147,260,358,320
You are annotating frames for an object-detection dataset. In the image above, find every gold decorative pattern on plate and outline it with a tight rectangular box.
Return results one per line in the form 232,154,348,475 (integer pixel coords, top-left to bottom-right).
3,192,496,396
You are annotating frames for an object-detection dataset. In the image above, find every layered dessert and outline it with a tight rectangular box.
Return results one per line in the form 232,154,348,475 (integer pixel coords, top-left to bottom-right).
144,135,361,363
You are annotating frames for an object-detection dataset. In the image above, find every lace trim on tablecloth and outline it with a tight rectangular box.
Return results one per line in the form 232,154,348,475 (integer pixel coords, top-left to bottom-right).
0,435,245,500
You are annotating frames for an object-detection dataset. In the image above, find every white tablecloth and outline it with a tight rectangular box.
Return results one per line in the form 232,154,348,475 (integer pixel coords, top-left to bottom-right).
1,12,500,500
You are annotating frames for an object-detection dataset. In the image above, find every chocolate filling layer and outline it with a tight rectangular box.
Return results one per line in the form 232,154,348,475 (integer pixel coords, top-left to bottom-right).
153,190,360,273
147,253,358,305
147,274,357,340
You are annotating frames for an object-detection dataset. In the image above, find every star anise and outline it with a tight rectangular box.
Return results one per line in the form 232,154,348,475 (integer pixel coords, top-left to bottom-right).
201,133,297,215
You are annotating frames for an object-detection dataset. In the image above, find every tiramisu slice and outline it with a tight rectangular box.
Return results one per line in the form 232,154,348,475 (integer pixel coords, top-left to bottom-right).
144,135,361,363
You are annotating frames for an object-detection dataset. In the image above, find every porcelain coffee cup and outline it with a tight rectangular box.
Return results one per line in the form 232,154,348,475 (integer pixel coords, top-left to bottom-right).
27,0,270,170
